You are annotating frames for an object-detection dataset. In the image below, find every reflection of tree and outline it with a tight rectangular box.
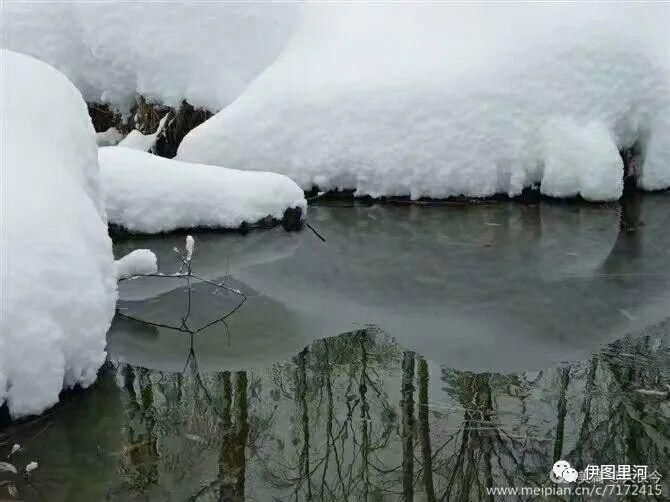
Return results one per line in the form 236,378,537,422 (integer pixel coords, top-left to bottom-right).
107,324,668,501
217,371,249,501
250,329,400,501
401,351,415,502
553,367,570,462
417,357,436,502
564,333,669,491
116,364,159,496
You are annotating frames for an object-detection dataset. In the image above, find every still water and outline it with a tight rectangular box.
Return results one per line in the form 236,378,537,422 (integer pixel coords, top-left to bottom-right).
2,196,669,500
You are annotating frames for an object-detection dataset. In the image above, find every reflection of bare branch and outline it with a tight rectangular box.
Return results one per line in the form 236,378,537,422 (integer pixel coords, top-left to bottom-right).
116,237,248,339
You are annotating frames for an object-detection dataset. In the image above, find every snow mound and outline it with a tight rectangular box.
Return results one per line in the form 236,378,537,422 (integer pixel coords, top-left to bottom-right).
1,50,117,418
115,249,158,281
0,2,298,112
539,118,624,201
96,127,124,147
99,147,307,234
178,3,670,201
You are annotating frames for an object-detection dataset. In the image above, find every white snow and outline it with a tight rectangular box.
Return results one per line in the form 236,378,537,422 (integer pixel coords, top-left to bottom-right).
539,118,624,201
0,50,117,418
0,2,298,112
178,3,670,201
184,235,195,263
115,249,158,281
99,147,307,234
117,113,169,153
96,127,124,147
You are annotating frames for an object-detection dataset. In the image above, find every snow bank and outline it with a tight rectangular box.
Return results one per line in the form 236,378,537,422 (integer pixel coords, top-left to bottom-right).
1,50,117,418
178,3,670,201
99,147,307,234
0,2,298,112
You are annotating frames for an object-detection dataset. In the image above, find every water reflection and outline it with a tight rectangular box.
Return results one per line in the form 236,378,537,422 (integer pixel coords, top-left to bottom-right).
2,197,669,500
2,324,667,501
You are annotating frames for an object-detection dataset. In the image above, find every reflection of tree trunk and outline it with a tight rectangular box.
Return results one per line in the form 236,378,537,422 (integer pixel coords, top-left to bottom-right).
401,351,416,502
574,358,597,468
359,332,371,501
417,358,436,502
443,372,499,502
119,365,159,492
137,367,159,485
553,368,570,462
295,348,312,500
220,371,232,429
234,372,249,497
218,371,249,501
321,339,334,501
601,194,643,274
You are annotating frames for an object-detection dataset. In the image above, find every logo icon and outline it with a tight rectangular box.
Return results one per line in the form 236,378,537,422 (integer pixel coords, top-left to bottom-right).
552,460,578,483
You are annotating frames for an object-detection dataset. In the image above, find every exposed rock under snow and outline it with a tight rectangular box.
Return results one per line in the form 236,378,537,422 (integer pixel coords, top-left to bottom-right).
178,3,670,201
0,50,117,418
99,147,307,234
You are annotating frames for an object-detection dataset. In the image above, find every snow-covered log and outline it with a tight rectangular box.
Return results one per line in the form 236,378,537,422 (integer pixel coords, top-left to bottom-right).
0,50,117,418
99,147,307,234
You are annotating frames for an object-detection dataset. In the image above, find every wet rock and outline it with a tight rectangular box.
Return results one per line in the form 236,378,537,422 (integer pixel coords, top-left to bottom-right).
282,206,304,231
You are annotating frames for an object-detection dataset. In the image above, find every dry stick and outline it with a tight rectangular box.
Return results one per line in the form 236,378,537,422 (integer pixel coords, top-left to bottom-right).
306,222,326,242
116,310,193,334
117,247,247,337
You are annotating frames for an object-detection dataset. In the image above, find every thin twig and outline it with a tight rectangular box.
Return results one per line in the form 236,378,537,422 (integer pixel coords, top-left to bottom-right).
306,222,326,242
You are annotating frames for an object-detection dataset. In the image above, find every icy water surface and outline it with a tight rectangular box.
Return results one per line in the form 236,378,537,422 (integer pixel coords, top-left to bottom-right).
2,196,669,501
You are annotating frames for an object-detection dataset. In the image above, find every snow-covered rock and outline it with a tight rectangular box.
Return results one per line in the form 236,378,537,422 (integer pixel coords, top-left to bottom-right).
95,127,124,147
99,147,307,234
117,114,169,152
0,50,117,418
115,249,158,281
0,2,298,112
178,3,670,201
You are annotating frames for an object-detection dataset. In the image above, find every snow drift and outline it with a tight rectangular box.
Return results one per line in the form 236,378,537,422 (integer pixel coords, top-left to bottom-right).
178,3,670,201
0,2,298,112
99,147,307,234
0,50,117,418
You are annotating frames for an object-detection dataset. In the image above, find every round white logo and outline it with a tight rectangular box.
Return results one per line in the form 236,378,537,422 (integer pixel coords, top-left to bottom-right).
552,460,578,483
562,467,579,483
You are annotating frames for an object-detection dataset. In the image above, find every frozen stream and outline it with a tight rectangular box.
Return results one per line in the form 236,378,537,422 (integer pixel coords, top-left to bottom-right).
1,196,668,501
111,195,670,373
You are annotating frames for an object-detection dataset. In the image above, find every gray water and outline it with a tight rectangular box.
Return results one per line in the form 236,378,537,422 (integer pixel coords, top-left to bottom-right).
1,196,669,501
